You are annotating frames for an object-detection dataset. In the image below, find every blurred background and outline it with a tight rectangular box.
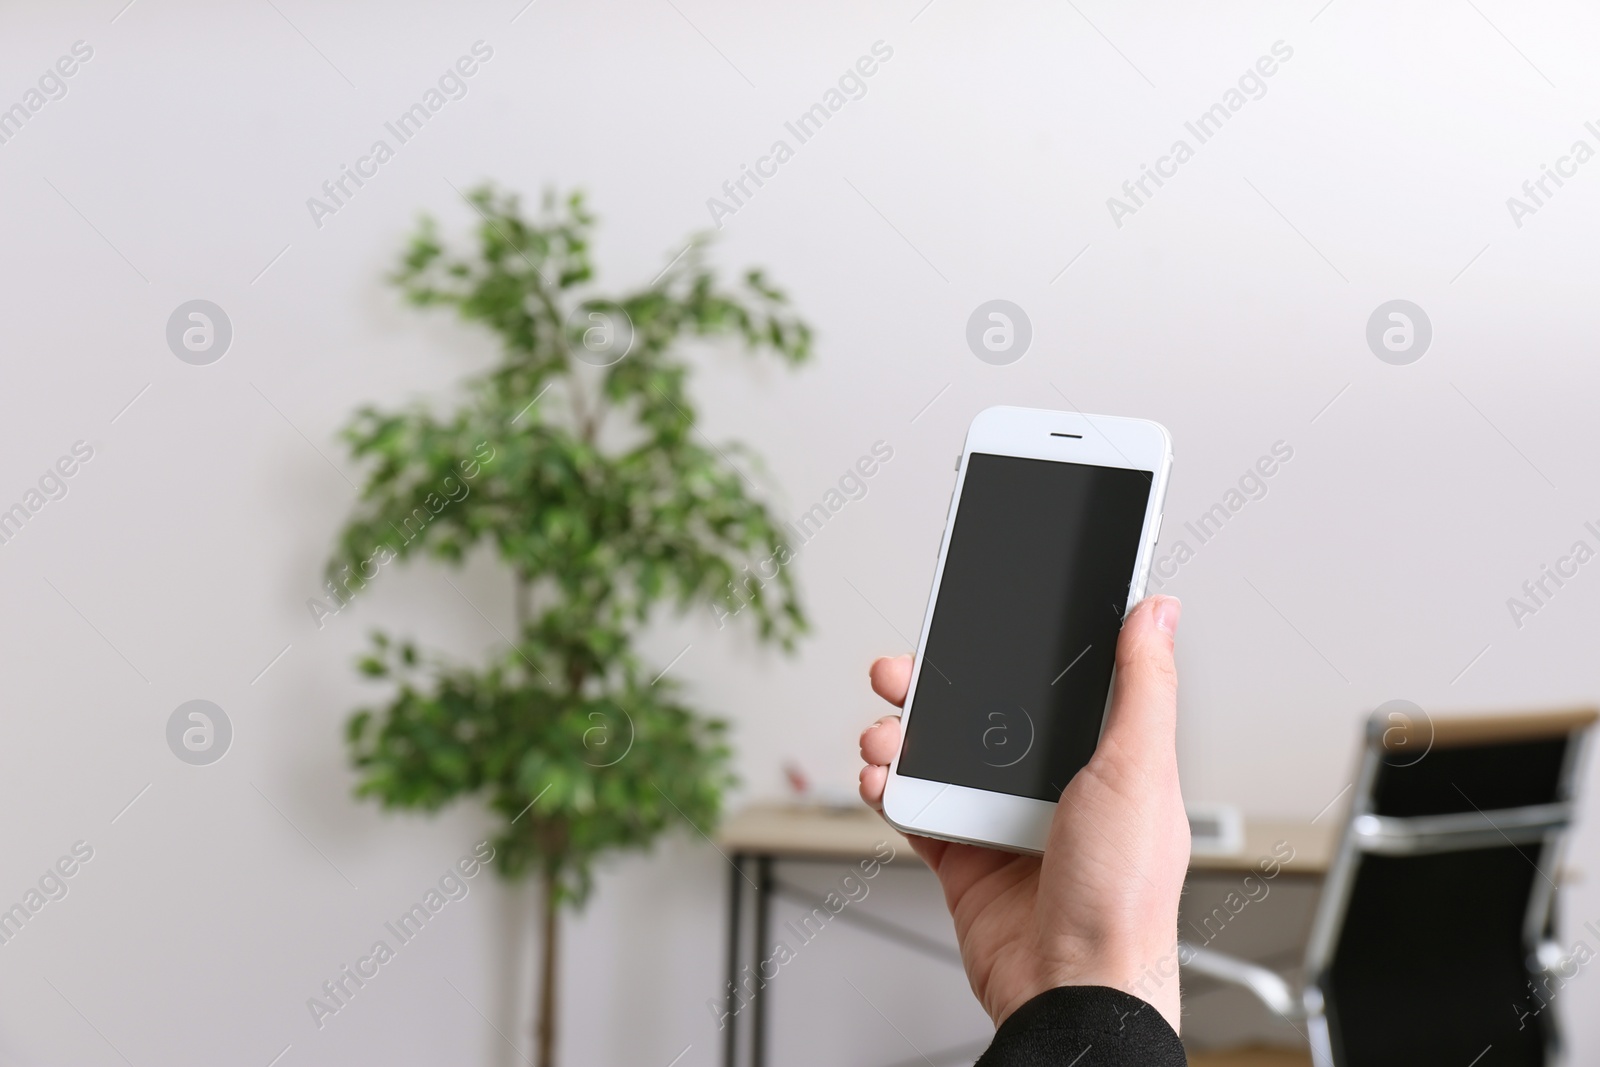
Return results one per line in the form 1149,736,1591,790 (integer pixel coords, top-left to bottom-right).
2,0,1598,1064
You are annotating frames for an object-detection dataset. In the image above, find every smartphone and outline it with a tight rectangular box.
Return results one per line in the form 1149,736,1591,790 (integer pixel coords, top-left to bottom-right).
882,405,1172,854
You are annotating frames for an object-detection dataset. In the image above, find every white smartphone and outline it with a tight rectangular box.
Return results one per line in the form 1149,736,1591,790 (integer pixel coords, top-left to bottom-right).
882,405,1173,854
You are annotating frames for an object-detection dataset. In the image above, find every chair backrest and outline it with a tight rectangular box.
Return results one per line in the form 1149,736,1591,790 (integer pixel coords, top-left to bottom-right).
1303,707,1596,1067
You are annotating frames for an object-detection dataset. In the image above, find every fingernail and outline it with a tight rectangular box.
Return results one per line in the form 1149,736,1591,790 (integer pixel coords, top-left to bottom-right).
1153,596,1182,636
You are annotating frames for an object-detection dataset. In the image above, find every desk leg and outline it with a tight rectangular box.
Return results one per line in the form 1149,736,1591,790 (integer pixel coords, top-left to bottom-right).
724,854,745,1067
751,855,773,1067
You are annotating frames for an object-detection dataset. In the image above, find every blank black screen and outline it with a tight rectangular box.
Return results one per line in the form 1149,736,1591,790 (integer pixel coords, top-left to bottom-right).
897,453,1153,802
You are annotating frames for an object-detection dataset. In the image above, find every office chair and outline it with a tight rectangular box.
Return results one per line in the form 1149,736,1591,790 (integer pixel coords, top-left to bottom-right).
1182,706,1596,1067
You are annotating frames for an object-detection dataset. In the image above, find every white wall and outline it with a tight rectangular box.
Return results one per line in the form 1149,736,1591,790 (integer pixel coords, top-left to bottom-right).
2,0,1598,1063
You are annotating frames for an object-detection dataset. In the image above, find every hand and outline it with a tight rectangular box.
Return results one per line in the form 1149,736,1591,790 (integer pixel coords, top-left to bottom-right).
857,595,1188,1033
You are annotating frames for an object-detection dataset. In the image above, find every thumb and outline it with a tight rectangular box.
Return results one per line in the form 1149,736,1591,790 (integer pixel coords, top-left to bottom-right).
1098,596,1181,762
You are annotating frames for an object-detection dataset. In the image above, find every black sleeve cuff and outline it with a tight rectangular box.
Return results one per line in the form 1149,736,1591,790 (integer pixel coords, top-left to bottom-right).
974,986,1186,1067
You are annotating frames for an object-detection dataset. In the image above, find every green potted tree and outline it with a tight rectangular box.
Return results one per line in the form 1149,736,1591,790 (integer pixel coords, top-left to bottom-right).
328,187,811,1067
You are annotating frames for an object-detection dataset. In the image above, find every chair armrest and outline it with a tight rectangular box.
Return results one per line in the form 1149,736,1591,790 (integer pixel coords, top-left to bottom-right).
1178,941,1303,1019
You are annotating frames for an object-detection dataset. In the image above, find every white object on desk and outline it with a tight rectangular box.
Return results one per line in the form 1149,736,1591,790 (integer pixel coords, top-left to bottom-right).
1187,803,1245,856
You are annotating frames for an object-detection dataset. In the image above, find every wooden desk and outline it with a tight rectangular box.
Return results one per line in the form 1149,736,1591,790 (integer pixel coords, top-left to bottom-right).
718,804,907,859
714,804,1334,1067
1190,818,1335,876
719,803,1334,871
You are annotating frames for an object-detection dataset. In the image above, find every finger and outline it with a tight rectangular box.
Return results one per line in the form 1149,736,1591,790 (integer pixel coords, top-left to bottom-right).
859,715,902,766
1098,595,1181,762
858,763,888,809
869,655,913,707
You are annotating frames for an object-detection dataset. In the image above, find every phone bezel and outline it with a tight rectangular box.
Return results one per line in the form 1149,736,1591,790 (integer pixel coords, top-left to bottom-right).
882,405,1173,854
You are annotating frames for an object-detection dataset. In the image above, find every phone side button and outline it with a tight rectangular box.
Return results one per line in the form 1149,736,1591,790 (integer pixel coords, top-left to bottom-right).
1152,513,1163,544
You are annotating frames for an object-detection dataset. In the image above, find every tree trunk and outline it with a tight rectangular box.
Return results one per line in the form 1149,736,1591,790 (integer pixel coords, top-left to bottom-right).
535,865,560,1067
514,573,531,636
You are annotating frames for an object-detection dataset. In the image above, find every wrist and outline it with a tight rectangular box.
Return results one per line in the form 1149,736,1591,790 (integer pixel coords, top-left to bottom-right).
992,945,1182,1034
